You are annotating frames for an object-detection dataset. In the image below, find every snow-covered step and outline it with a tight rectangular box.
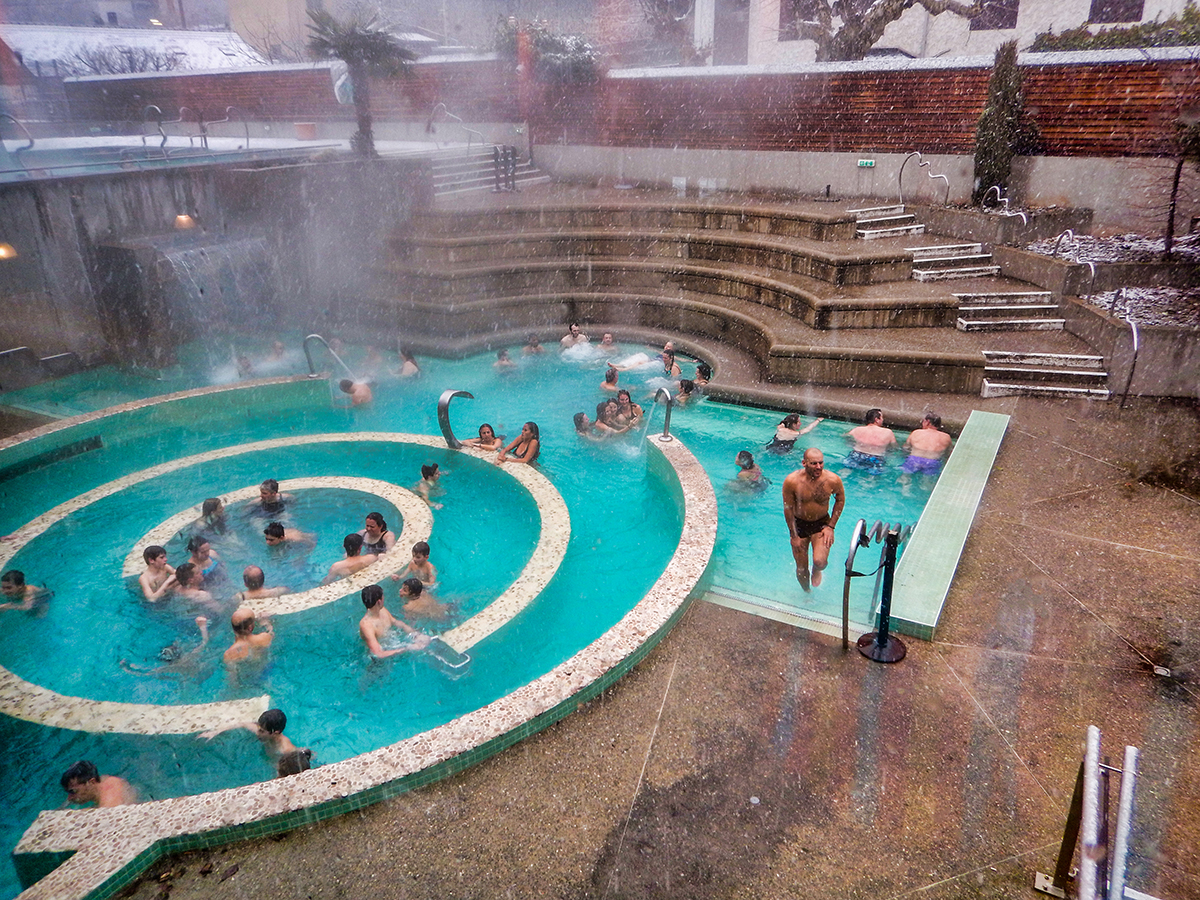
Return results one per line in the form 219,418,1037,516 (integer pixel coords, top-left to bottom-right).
910,243,982,260
858,223,925,239
958,304,1060,318
981,351,1104,368
957,317,1065,332
913,265,1001,281
982,365,1108,386
954,290,1053,305
982,380,1111,400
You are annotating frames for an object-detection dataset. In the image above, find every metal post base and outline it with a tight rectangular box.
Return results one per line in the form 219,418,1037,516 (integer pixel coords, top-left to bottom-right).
857,631,907,663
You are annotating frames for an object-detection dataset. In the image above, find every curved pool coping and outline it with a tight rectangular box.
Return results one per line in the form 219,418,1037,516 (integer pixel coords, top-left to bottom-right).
9,381,718,900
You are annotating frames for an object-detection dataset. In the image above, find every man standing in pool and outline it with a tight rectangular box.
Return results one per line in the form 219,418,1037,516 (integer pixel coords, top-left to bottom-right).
901,412,953,479
781,448,845,591
322,534,379,584
255,479,293,516
232,566,289,604
842,408,897,473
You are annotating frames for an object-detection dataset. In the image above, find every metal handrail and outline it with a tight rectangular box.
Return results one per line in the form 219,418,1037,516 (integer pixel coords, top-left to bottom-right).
898,151,950,207
981,185,1028,224
0,113,36,152
1051,229,1075,258
426,102,485,150
437,389,475,448
205,106,250,149
842,518,913,651
1118,315,1139,409
653,387,675,440
302,334,357,381
141,105,168,156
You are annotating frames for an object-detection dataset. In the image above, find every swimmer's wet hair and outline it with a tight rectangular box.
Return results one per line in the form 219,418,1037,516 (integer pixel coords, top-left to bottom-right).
366,512,386,530
258,708,286,733
865,408,883,424
339,379,354,392
696,362,713,380
201,498,222,517
574,412,589,433
2,570,25,587
421,464,438,479
679,379,695,394
780,413,800,429
186,535,208,554
61,760,100,788
736,451,755,468
174,563,198,586
142,546,167,564
344,533,364,554
242,566,265,590
401,577,423,597
263,522,285,539
231,609,256,634
412,541,430,557
925,412,942,428
261,479,280,493
604,366,618,383
277,748,312,778
361,584,384,608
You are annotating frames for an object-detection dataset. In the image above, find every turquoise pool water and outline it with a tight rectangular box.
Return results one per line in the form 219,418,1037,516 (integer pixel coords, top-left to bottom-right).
0,341,935,900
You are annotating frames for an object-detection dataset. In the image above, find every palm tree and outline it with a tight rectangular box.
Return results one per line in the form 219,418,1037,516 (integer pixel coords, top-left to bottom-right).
307,8,416,158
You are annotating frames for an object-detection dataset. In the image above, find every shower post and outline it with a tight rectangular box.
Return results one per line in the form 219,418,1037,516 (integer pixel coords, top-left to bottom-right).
856,526,907,663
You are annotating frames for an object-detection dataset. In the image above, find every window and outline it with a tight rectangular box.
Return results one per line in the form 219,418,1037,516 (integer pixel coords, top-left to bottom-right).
1089,0,1143,23
969,0,1018,31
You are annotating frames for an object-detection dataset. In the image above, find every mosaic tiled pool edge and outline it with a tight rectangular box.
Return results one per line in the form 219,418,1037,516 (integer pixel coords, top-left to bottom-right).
11,430,716,900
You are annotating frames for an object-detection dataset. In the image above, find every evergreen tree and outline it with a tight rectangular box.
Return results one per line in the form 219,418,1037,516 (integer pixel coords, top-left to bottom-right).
972,41,1038,206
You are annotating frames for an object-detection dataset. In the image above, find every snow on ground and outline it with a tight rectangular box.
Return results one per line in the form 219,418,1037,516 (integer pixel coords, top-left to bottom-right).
1026,232,1200,328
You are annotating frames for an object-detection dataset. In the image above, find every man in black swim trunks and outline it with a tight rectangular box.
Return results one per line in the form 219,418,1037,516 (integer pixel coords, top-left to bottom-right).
781,448,845,592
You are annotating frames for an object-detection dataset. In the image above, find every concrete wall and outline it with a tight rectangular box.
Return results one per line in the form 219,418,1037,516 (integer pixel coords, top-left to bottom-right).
0,157,428,366
535,144,1200,234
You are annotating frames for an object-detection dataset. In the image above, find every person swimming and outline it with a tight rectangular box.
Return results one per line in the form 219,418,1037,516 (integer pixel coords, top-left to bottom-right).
730,450,769,492
765,413,823,454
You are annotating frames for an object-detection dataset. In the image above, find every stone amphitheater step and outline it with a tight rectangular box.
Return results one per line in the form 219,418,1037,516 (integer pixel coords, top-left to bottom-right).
849,204,924,239
910,243,1000,281
954,290,1063,331
980,350,1110,400
914,265,1002,282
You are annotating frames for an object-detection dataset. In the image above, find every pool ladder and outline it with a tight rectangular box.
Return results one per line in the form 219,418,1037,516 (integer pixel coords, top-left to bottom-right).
842,519,914,659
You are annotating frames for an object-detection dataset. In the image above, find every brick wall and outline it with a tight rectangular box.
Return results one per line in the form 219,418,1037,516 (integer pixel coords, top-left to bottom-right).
63,55,1200,158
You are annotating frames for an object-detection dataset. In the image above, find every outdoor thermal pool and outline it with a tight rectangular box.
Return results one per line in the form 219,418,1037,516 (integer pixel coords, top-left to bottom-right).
0,340,940,900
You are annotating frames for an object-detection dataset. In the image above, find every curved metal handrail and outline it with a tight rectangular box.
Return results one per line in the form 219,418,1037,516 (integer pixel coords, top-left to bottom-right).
141,105,168,156
0,113,36,153
437,389,475,448
653,387,675,440
898,151,951,207
302,334,357,381
1118,316,1139,410
981,185,1028,224
1051,229,1075,258
205,106,250,149
426,102,485,150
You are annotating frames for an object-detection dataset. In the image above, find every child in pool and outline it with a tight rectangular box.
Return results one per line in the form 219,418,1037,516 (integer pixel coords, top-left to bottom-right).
731,450,769,492
400,541,438,586
399,576,450,624
414,463,444,509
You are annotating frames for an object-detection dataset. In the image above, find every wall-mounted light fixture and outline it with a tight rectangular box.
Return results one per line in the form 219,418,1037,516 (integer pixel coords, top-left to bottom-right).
174,214,196,230
0,243,18,259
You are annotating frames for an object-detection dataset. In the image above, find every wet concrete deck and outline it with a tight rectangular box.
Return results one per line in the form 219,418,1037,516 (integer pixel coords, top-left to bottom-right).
119,386,1200,899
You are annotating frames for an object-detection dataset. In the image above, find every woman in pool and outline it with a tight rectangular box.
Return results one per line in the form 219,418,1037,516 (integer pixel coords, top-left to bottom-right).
765,413,823,454
498,421,540,464
600,365,620,392
187,536,222,581
674,379,696,406
730,450,768,492
661,349,682,378
615,389,643,429
573,412,608,441
461,423,503,451
593,400,626,435
193,497,227,535
694,362,712,387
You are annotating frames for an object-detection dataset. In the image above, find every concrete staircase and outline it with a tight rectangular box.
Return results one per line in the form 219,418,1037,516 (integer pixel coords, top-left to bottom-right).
954,290,1064,332
910,243,1001,281
431,147,551,197
850,204,925,239
980,350,1110,400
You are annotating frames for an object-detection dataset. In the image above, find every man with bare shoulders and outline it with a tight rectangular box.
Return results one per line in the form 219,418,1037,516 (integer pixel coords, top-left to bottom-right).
322,534,379,584
223,607,273,679
358,584,430,660
60,760,138,808
902,413,953,478
232,566,289,604
781,448,845,591
172,563,220,613
843,408,898,474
